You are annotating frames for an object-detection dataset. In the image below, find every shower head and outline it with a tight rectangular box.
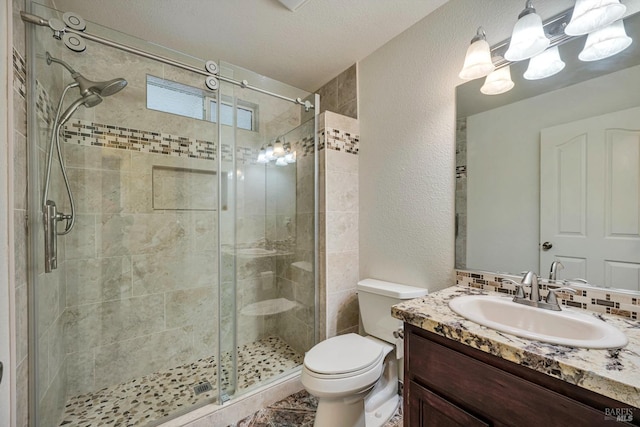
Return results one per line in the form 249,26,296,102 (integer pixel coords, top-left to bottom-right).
74,74,128,97
58,93,103,126
46,51,128,97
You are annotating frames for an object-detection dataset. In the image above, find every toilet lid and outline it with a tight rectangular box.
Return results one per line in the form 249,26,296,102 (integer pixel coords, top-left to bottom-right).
304,334,384,375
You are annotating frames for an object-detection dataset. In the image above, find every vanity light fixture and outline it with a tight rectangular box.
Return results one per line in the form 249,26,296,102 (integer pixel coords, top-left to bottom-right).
523,46,565,80
565,0,626,36
504,1,550,62
461,3,634,95
481,65,515,95
578,19,633,61
459,27,495,80
256,138,296,165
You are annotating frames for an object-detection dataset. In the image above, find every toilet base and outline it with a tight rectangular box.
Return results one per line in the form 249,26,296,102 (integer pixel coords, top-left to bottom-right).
314,395,367,427
365,394,399,427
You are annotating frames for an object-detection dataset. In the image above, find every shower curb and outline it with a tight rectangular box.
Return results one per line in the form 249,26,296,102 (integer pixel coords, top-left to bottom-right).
158,369,303,427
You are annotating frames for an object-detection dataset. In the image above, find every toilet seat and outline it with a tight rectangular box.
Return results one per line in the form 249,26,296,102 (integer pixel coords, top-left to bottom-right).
304,334,385,379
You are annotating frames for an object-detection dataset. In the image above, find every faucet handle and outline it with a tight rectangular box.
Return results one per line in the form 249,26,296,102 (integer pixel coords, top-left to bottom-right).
546,287,578,306
503,279,526,299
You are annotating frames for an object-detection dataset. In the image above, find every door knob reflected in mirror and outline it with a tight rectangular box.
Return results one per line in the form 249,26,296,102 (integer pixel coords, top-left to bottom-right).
541,242,553,251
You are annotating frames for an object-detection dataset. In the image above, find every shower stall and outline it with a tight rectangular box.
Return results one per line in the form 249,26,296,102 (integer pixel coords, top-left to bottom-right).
24,3,318,426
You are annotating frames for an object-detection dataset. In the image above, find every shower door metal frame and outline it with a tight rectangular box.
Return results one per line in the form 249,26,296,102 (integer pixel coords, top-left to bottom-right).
20,10,315,112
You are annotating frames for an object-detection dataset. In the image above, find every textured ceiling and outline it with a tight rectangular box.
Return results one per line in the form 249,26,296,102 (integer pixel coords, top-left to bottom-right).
53,0,449,92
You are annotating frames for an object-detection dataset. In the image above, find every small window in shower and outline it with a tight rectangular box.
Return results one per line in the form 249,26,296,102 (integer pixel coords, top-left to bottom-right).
207,99,256,131
146,75,206,120
146,75,258,131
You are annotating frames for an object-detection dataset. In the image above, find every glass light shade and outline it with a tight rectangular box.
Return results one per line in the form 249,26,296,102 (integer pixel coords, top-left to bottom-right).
265,143,275,160
565,0,626,36
285,150,296,163
523,46,566,80
273,140,285,157
459,38,495,80
256,150,267,164
481,66,515,95
275,157,287,166
579,20,632,61
504,12,550,61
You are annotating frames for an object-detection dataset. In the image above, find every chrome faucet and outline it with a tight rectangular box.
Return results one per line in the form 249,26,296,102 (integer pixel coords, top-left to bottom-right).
549,260,564,281
510,271,576,311
521,271,540,303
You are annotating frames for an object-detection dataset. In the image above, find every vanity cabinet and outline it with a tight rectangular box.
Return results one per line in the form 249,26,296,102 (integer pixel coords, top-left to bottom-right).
404,324,639,426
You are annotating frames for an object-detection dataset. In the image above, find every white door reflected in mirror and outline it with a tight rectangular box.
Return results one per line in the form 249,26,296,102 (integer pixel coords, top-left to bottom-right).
540,106,640,291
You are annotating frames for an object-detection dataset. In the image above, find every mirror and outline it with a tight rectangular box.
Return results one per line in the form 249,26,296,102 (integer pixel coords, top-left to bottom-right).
456,10,640,292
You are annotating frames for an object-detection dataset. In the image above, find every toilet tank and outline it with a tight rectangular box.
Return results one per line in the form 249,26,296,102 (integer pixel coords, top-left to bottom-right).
357,278,428,344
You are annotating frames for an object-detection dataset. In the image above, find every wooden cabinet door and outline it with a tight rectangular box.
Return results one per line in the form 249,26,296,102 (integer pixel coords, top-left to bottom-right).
408,380,489,427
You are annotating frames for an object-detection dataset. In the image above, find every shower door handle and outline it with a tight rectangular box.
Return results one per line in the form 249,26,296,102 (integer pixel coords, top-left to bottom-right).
44,200,58,273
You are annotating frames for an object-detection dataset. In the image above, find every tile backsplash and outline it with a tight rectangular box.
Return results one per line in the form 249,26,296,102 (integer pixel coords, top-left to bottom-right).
457,269,639,320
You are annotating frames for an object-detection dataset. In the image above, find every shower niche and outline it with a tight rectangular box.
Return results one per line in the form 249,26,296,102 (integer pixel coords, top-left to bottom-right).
25,3,318,426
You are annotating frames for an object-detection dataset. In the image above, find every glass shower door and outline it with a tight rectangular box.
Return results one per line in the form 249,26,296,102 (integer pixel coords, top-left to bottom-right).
217,62,317,400
26,4,317,426
28,4,221,425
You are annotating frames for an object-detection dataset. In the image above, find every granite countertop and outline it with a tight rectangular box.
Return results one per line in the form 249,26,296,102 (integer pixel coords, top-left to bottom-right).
392,284,640,408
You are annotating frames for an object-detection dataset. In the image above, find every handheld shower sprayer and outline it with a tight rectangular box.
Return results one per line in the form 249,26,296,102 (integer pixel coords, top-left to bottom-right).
58,93,103,125
42,52,128,272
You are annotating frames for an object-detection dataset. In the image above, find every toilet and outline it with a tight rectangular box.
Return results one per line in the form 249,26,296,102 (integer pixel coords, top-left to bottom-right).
301,278,428,427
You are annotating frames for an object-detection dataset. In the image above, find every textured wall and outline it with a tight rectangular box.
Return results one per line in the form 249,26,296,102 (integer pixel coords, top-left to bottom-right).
358,0,575,291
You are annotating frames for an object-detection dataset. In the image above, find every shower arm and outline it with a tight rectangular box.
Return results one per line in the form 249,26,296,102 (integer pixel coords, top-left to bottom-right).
20,11,315,110
46,52,78,76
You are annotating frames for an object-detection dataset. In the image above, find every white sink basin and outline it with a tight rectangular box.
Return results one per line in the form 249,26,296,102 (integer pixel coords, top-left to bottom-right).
448,295,628,349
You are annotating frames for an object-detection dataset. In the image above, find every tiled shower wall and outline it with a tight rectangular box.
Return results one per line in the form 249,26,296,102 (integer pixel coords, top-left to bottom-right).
315,64,358,120
314,65,360,341
318,111,360,340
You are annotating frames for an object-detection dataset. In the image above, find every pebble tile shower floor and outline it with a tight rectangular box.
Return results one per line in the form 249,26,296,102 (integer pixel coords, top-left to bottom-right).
58,337,302,426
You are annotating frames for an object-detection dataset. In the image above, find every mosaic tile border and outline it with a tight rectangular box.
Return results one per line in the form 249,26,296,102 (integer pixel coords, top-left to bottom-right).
36,80,55,126
63,119,219,160
319,127,359,154
456,269,639,320
13,48,26,98
62,119,315,165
